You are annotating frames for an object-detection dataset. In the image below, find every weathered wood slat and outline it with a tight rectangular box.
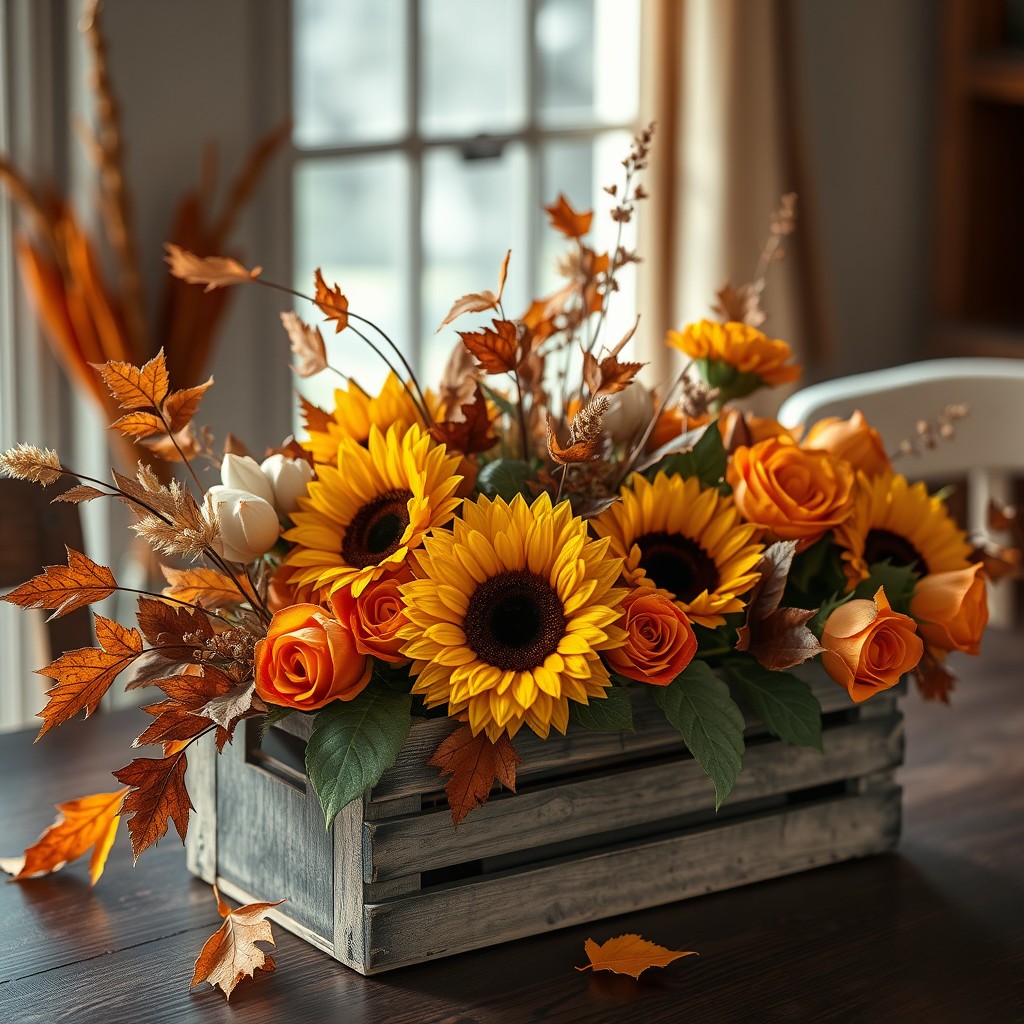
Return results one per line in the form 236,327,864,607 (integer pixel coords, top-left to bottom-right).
184,732,217,884
361,788,902,973
364,713,905,882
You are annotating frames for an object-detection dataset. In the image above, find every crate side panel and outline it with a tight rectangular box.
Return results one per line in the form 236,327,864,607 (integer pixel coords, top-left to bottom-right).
366,713,904,881
215,723,335,941
363,787,901,972
184,732,217,884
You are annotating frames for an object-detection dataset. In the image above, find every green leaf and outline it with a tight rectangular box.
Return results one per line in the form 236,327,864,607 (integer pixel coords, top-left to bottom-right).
785,534,847,605
305,689,413,827
652,661,745,809
852,560,918,614
723,657,823,751
479,381,518,419
653,423,729,492
257,706,295,740
476,458,532,501
570,686,635,732
696,357,765,403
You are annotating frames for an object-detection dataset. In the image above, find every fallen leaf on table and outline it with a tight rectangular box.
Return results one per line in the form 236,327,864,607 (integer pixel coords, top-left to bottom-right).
2,788,128,886
190,885,285,1000
576,934,698,979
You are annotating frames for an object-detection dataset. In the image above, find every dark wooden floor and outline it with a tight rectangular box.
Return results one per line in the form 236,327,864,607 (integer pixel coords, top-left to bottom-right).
1,630,1022,1023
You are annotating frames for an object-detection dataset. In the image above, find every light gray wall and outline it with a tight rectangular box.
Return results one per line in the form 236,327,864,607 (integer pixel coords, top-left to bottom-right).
793,0,939,378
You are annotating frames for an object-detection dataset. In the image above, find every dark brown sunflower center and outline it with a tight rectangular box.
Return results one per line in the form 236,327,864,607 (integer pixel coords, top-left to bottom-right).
863,528,928,574
463,570,566,672
341,489,412,568
635,530,719,602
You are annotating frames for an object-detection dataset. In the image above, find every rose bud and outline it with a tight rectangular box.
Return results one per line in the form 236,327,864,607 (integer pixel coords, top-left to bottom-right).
803,410,890,477
604,589,698,686
820,586,923,702
204,485,281,564
910,563,989,656
603,383,654,445
260,453,315,516
221,453,275,506
254,604,371,709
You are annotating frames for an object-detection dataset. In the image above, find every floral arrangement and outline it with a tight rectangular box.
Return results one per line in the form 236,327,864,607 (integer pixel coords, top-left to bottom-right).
1,127,1002,997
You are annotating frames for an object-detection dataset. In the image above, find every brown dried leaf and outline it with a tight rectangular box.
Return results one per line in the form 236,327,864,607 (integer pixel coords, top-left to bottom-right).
439,336,483,412
577,934,697,979
594,354,645,397
93,350,170,412
428,385,498,456
2,546,116,619
111,411,165,440
427,724,520,827
298,393,333,436
112,750,192,859
36,616,142,737
915,652,956,703
161,565,258,610
547,398,608,465
737,607,823,671
136,596,215,659
190,886,284,1000
280,310,327,378
193,681,263,734
544,193,593,239
313,268,349,333
0,444,63,485
458,319,521,375
164,378,214,434
436,249,512,331
51,484,106,505
143,425,204,464
164,244,262,292
713,281,766,328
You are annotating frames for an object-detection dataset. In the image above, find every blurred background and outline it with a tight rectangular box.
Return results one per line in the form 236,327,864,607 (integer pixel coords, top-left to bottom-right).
0,0,1020,727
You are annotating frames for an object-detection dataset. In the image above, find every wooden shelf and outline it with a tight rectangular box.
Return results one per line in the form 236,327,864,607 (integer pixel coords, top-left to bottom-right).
969,51,1024,104
930,319,1024,359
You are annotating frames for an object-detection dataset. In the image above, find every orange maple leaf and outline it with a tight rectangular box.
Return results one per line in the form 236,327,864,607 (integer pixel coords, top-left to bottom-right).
2,546,116,619
112,749,192,860
110,410,166,439
164,244,262,292
577,934,698,979
164,377,214,433
93,349,170,412
191,885,285,1000
428,724,520,827
313,268,349,333
436,249,512,332
428,385,498,456
3,788,128,886
297,394,333,437
36,615,143,738
458,319,521,375
544,193,593,239
134,666,239,749
160,565,258,610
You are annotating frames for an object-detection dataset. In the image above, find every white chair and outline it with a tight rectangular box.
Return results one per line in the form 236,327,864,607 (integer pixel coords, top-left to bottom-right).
778,358,1024,626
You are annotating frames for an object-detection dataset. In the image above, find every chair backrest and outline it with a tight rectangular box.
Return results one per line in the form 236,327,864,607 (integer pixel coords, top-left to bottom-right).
0,477,93,657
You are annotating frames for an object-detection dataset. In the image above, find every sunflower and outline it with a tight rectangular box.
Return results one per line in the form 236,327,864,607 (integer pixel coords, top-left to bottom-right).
834,472,973,590
284,424,463,598
591,472,763,628
399,493,627,742
303,371,427,464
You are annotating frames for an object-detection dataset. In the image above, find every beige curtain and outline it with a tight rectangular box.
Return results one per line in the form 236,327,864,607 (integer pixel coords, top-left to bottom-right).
638,0,835,403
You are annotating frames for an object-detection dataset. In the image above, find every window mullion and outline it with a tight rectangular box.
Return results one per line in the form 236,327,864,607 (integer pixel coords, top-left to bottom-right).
406,0,422,378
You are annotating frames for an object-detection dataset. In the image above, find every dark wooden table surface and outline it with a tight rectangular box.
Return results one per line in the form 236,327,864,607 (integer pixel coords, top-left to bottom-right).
1,631,1022,1024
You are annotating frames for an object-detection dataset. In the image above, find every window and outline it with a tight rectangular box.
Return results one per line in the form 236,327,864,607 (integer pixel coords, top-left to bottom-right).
290,0,641,411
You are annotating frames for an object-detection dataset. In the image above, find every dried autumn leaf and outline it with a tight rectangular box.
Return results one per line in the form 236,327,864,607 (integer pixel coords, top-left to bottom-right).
544,192,593,239
988,499,1019,534
428,724,520,827
190,885,285,1000
298,393,333,436
51,484,106,505
458,319,521,375
2,545,116,619
164,243,262,291
111,410,166,440
136,596,215,659
429,385,498,456
547,398,608,465
37,615,143,738
593,354,645,397
576,934,697,979
436,248,511,331
915,652,956,703
280,310,327,378
193,681,264,734
161,565,258,610
4,788,128,887
313,268,349,333
93,349,170,412
143,424,204,465
439,336,483,411
713,281,766,328
0,443,63,485
164,377,214,433
113,749,192,859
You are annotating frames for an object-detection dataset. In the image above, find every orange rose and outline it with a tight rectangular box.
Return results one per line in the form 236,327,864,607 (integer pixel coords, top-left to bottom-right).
254,603,371,709
803,410,890,477
727,435,855,549
910,563,988,656
330,573,410,664
820,587,923,702
718,408,803,446
647,408,711,452
604,590,698,686
266,561,320,613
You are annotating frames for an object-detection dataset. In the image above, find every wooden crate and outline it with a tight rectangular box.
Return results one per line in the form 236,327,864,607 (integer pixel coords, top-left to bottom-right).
185,673,903,975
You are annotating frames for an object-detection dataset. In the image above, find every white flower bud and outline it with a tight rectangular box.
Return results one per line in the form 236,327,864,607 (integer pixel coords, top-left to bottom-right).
260,453,314,516
204,485,280,564
603,383,654,444
221,453,275,506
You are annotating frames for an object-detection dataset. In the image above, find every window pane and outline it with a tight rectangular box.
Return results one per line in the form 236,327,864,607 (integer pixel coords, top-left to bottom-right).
420,0,528,137
422,144,530,385
536,0,640,127
540,132,637,346
293,0,407,148
294,154,411,410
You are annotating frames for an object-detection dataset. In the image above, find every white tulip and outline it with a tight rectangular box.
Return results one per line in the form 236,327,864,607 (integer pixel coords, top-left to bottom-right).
603,383,654,444
260,453,314,516
204,486,281,564
221,453,275,506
